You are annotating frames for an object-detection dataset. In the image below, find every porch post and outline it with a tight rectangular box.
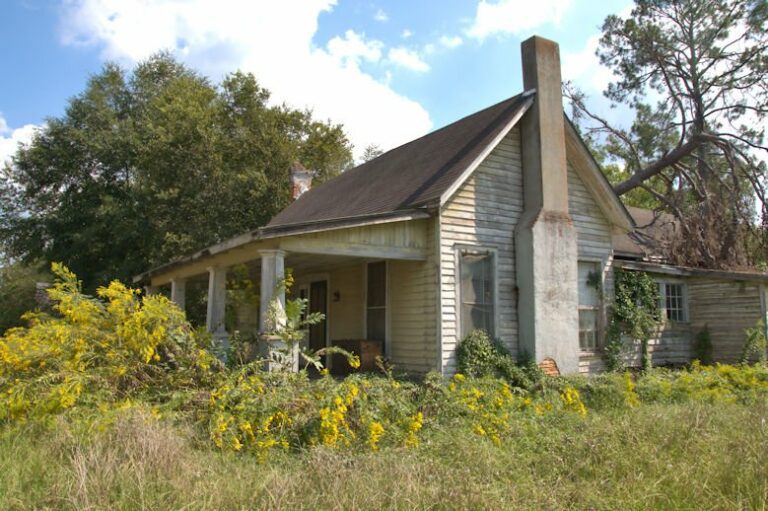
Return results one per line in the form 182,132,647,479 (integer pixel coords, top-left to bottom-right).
144,285,160,296
206,265,228,355
259,249,295,371
170,278,186,311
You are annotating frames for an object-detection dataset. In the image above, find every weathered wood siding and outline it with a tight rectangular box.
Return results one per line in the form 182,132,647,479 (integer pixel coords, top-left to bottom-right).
439,127,523,373
620,323,692,367
286,219,429,258
149,219,428,286
567,160,615,374
327,264,365,341
388,218,439,374
290,222,438,375
439,130,620,375
689,278,765,363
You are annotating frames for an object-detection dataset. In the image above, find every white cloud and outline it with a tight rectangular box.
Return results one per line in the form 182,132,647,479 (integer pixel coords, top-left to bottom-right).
327,30,383,67
373,8,388,22
387,47,430,73
467,0,572,40
59,0,432,158
561,34,614,94
401,29,413,39
0,115,40,169
439,35,463,48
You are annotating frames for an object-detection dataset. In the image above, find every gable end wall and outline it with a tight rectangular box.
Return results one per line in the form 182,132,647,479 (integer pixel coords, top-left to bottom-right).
438,126,617,374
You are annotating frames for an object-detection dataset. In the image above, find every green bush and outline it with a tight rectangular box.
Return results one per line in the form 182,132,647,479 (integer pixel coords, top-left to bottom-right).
456,329,543,389
694,325,713,365
456,330,499,377
740,320,767,364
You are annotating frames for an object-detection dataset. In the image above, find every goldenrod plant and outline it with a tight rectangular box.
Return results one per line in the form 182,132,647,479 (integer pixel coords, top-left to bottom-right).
0,263,217,423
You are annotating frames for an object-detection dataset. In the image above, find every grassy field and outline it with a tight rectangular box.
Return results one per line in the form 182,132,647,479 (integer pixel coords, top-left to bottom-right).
3,273,768,510
1,400,766,511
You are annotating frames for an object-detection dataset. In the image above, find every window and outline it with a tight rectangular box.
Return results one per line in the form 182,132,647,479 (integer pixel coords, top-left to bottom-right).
366,261,386,341
459,250,495,338
578,261,600,350
659,282,687,322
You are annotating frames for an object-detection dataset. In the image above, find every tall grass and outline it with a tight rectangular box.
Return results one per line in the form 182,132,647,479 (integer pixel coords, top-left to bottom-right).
1,402,766,510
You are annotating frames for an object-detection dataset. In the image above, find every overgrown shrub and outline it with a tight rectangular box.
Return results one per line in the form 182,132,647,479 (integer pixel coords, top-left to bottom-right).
694,325,713,365
636,362,768,404
456,329,543,389
0,264,218,423
208,369,424,460
740,320,767,365
456,330,499,377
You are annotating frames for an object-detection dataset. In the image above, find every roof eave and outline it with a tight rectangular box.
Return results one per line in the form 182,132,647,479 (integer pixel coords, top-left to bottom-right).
438,92,535,206
133,209,431,283
564,119,635,232
615,259,768,282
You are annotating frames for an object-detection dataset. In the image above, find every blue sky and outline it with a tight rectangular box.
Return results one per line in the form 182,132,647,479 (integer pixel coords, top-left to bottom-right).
0,0,631,163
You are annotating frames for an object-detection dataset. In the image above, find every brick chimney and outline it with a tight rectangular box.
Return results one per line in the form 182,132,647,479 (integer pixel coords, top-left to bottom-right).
515,35,580,374
290,161,313,200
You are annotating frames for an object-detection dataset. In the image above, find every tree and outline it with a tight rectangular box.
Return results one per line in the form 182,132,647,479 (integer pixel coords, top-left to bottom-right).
568,0,768,268
0,55,353,290
361,144,384,163
0,260,50,334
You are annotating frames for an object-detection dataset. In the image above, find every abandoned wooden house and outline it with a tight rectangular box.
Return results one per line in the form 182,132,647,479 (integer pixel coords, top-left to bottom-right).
134,35,768,375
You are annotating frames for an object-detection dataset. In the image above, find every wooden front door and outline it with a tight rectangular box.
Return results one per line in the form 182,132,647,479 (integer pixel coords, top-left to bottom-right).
308,280,327,352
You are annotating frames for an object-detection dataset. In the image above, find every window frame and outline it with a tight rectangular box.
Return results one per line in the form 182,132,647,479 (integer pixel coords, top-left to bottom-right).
455,245,498,340
577,259,603,353
363,260,389,355
657,280,689,324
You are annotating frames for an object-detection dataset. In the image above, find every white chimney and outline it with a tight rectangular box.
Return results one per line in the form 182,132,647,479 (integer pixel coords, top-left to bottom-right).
515,35,580,374
290,161,313,200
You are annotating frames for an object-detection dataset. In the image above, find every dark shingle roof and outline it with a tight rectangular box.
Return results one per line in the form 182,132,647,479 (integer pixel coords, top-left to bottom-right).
266,93,531,230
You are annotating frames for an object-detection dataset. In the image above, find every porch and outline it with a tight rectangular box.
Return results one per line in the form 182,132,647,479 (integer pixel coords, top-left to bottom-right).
138,218,438,374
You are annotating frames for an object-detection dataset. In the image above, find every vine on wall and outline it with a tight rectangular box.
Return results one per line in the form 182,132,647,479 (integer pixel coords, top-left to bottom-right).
605,269,662,372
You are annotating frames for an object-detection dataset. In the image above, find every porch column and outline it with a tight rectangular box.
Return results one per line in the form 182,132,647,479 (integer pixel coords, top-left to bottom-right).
170,278,186,311
206,266,228,354
144,285,160,296
259,250,295,371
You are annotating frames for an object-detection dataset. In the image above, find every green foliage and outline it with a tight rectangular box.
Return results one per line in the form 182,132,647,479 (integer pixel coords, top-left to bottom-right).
605,269,662,371
259,272,357,373
456,330,499,378
456,329,544,389
740,320,767,365
694,325,714,365
570,0,768,268
635,362,768,404
0,55,353,291
0,263,218,423
0,261,50,335
208,371,422,459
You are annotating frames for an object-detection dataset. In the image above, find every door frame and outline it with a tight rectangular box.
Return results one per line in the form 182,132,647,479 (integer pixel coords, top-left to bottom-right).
295,272,331,351
362,260,391,358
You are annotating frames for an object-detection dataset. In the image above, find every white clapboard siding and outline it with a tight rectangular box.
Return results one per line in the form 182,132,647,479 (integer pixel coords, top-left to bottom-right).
388,218,439,374
439,127,523,373
689,278,765,363
567,160,615,373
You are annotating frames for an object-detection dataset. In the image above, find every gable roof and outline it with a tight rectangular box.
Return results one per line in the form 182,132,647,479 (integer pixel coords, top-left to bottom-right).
266,93,534,231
